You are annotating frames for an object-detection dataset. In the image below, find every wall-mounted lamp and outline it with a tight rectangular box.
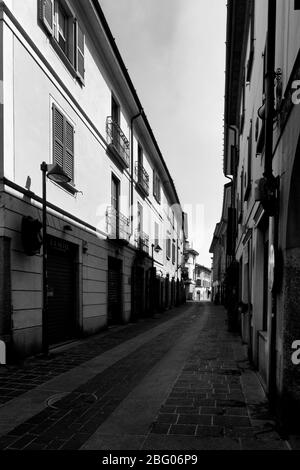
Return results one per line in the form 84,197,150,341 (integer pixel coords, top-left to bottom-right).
40,162,71,356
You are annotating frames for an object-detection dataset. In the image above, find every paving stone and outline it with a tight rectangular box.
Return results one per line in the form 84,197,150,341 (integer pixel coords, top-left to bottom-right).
169,424,196,436
156,414,178,424
176,406,200,414
150,423,171,434
240,438,289,450
196,425,224,437
177,414,212,425
8,434,36,450
200,407,224,415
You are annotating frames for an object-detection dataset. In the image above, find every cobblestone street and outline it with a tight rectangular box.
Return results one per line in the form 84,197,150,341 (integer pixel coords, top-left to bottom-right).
0,302,295,451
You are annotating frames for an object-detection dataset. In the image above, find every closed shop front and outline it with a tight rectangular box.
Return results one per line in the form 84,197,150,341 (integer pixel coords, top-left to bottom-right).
47,236,77,345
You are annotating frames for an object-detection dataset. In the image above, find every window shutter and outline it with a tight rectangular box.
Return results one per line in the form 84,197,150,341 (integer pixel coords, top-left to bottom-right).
65,120,74,181
53,105,74,183
39,0,54,35
76,21,85,81
53,105,64,169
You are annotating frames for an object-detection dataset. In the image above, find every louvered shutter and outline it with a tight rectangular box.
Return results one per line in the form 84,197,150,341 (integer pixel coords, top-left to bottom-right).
65,120,74,181
53,105,74,183
76,21,85,81
40,0,54,35
53,106,64,169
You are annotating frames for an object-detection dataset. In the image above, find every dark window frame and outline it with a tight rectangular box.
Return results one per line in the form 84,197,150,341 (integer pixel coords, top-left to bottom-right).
246,0,255,82
153,170,161,204
244,120,253,201
39,0,85,84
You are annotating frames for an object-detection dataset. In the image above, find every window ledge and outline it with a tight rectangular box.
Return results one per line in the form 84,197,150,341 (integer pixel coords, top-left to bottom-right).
52,180,79,196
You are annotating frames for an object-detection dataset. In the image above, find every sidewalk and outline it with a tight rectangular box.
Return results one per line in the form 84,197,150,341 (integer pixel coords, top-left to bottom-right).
0,302,293,450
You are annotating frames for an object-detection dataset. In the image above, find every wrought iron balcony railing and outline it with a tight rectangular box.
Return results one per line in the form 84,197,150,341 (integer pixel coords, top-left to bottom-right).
106,207,130,243
134,229,149,254
135,162,149,197
106,117,130,169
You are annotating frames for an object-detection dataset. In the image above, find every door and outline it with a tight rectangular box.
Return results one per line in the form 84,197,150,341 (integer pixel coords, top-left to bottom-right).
47,237,77,345
108,257,122,324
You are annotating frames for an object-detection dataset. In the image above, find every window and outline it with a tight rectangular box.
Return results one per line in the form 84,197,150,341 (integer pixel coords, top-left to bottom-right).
246,0,255,82
154,222,159,246
111,174,120,212
138,143,143,167
244,121,252,201
295,0,300,10
137,202,143,233
111,96,120,125
240,68,246,134
39,0,85,83
153,170,161,203
166,237,171,260
52,104,74,185
172,240,176,265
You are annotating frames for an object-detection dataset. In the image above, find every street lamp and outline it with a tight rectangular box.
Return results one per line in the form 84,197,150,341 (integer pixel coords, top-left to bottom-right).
40,162,71,355
151,243,162,268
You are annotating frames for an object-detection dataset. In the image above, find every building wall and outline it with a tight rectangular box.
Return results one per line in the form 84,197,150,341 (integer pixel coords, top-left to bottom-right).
225,0,300,426
0,1,186,358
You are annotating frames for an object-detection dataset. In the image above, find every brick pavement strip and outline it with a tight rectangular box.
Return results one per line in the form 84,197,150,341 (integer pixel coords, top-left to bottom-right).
146,305,290,451
0,306,188,407
0,308,197,450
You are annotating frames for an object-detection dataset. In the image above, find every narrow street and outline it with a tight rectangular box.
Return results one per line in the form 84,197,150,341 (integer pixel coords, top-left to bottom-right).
0,303,293,451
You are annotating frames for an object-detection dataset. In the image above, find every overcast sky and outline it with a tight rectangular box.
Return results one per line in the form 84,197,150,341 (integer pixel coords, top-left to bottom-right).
100,0,227,267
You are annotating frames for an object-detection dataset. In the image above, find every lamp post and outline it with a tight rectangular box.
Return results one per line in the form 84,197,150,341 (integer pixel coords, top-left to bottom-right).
40,162,71,355
151,243,162,268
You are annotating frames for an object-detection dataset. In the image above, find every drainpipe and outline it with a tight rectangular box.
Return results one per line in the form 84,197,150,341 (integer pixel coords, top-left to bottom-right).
130,110,143,237
264,0,278,409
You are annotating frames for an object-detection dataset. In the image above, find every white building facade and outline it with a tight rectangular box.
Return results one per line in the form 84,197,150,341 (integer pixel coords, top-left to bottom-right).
0,0,186,359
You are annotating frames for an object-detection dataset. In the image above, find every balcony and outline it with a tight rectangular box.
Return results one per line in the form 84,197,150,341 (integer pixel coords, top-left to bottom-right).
106,117,130,170
135,162,149,197
106,207,130,245
135,230,149,254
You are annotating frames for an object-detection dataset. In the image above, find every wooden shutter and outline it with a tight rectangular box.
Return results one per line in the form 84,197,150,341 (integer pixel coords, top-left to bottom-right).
53,105,74,182
40,0,54,35
65,120,74,181
53,105,64,169
76,21,85,81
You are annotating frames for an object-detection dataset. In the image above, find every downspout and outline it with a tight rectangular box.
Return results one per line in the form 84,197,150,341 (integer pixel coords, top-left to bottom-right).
264,0,277,408
130,110,143,237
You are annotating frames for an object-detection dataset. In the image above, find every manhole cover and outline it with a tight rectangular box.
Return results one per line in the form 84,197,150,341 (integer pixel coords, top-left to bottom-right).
46,392,69,408
46,392,98,409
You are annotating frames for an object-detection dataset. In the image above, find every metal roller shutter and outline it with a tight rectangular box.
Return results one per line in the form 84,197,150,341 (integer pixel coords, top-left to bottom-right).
47,238,76,345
